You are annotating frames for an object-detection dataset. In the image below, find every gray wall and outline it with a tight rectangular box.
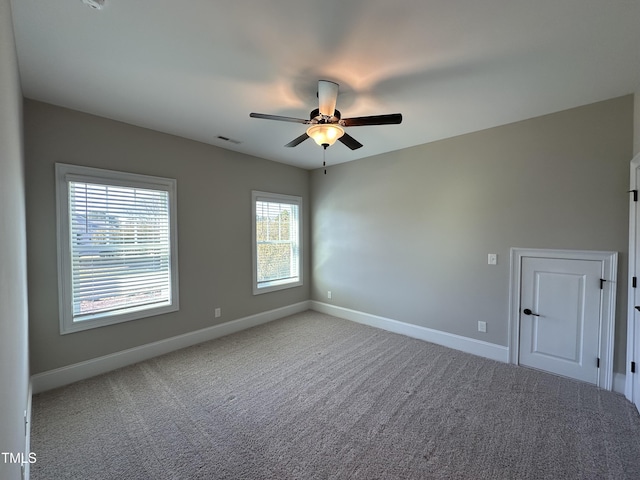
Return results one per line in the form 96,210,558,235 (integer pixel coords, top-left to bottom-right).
21,93,636,377
25,100,310,374
311,96,633,373
0,0,29,479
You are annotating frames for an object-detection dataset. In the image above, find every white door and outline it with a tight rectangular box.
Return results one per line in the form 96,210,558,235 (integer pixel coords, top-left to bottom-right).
629,156,640,412
519,256,602,384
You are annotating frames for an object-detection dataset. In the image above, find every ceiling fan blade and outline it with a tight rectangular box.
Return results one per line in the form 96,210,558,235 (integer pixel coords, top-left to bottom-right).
318,80,339,117
285,133,310,147
250,113,309,124
338,132,363,150
341,113,403,127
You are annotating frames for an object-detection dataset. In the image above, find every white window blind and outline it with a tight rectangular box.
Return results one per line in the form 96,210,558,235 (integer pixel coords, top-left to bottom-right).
252,191,302,294
56,164,179,333
69,182,171,317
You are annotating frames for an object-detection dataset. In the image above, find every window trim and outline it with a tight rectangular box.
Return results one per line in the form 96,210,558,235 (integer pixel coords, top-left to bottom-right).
252,190,303,295
55,163,179,334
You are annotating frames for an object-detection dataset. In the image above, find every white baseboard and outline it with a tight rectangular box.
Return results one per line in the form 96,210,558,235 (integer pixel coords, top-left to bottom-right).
31,301,310,394
30,300,626,397
310,301,509,363
310,302,630,393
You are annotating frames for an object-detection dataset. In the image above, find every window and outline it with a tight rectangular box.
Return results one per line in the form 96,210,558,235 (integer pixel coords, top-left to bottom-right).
56,163,179,334
252,191,302,294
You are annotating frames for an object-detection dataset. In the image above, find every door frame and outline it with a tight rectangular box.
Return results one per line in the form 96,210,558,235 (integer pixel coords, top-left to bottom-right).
509,247,617,390
625,153,640,404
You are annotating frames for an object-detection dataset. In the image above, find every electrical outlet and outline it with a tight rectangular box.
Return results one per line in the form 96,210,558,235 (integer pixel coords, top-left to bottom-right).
327,291,332,299
478,321,487,333
214,308,221,318
488,253,497,265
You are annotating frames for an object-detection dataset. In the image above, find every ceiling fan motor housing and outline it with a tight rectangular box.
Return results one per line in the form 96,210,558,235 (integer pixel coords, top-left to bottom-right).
309,108,341,124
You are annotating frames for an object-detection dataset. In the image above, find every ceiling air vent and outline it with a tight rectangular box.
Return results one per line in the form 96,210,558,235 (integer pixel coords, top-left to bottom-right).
217,136,242,145
82,0,106,10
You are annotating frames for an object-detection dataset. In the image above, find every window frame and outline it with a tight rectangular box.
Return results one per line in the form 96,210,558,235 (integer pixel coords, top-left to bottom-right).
55,163,179,334
252,190,303,295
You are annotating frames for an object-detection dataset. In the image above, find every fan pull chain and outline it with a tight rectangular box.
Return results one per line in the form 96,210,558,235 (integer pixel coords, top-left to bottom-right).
323,144,327,174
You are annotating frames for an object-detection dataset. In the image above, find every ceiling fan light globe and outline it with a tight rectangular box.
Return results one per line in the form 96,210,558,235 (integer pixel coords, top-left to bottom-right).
306,124,344,147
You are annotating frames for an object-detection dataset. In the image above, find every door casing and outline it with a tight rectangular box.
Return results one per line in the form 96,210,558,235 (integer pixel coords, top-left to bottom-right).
509,247,617,390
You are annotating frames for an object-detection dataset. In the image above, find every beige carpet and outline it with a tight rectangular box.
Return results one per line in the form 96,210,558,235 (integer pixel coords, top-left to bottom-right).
31,310,640,479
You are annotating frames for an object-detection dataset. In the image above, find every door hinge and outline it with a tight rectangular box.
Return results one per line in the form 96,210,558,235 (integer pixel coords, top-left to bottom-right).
630,189,638,202
632,361,636,373
597,357,600,368
633,277,637,288
600,278,606,289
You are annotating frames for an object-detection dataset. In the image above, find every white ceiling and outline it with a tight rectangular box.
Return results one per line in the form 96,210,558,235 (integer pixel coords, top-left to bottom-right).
10,0,640,170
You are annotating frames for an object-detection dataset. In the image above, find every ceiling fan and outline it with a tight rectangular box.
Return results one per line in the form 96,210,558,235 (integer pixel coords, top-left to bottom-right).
250,80,402,150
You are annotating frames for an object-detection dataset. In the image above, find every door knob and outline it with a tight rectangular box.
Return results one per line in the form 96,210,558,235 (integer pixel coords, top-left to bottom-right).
523,308,540,316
